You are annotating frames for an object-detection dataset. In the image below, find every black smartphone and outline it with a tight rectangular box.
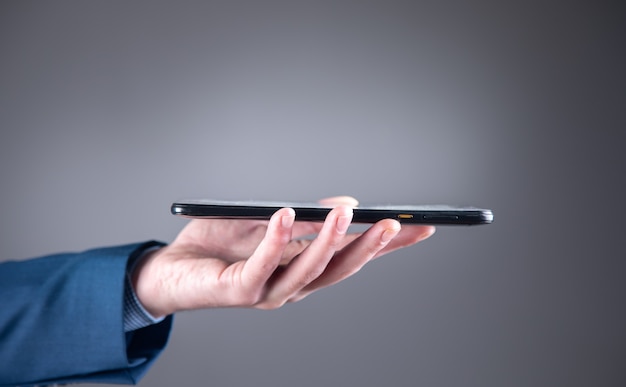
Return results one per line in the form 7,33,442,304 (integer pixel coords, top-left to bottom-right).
171,199,493,226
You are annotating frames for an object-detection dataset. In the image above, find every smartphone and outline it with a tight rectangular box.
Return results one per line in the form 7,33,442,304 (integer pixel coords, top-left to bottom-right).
171,199,493,226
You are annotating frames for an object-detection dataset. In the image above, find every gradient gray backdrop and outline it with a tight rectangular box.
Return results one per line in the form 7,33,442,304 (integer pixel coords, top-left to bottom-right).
1,1,624,386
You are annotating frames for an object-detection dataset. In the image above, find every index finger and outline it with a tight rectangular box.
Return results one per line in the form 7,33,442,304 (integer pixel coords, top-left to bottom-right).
241,208,295,289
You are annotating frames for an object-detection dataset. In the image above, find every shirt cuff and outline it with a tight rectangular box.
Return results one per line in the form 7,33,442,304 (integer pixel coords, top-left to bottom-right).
123,246,165,332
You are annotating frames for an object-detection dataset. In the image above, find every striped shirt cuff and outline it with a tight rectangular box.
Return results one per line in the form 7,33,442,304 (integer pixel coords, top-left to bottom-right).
123,246,165,332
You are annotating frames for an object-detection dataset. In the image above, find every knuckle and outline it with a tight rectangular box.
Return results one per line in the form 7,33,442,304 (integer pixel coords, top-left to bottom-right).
237,289,263,306
288,292,310,304
367,240,386,256
301,266,325,285
256,299,285,310
326,234,344,250
338,267,361,281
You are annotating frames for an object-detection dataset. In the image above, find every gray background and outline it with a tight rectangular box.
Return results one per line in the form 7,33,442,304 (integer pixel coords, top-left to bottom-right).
1,1,624,386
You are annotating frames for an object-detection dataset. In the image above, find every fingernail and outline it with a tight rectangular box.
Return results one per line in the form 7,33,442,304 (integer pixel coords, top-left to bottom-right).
282,213,295,228
381,226,400,243
336,215,352,234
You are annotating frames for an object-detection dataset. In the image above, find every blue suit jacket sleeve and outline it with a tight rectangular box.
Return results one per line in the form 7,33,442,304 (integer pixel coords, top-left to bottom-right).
0,241,173,386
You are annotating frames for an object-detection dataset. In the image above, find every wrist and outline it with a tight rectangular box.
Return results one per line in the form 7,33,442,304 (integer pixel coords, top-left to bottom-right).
130,246,171,318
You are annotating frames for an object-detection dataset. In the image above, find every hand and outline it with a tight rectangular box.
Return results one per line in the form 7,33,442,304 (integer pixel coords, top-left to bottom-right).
131,197,435,317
